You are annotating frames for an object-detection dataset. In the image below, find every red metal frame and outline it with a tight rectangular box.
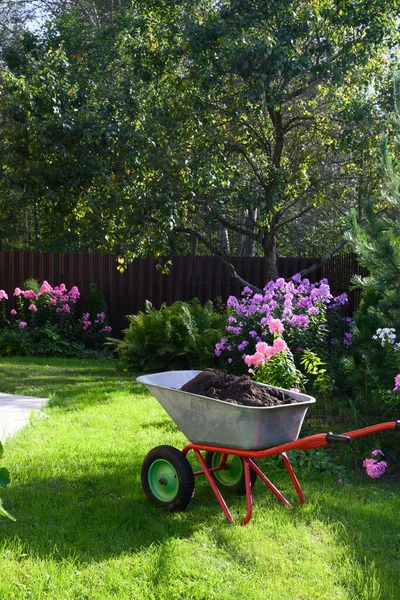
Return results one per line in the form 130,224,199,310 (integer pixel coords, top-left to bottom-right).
182,421,398,525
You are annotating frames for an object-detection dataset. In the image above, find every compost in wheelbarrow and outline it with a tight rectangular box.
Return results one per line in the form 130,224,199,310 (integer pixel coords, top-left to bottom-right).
137,370,400,525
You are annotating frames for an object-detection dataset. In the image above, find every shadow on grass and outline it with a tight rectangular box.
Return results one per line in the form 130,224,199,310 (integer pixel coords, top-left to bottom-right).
0,463,201,564
1,456,398,598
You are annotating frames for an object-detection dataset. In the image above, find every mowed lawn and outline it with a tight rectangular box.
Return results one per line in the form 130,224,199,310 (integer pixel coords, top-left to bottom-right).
0,357,399,600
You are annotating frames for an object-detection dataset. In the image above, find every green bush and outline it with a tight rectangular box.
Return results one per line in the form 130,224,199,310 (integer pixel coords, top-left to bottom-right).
112,299,226,372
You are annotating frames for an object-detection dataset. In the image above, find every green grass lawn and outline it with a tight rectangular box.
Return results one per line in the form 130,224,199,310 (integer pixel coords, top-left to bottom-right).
0,357,399,600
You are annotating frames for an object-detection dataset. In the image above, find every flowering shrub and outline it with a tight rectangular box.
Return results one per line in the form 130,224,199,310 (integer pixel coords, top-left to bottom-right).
215,275,347,391
363,449,388,479
0,280,111,357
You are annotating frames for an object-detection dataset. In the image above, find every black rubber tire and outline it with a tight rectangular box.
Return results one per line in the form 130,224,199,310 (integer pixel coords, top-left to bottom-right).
141,445,195,511
204,451,257,494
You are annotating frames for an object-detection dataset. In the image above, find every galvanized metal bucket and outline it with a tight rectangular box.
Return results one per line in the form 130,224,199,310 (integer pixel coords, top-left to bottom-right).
137,370,316,450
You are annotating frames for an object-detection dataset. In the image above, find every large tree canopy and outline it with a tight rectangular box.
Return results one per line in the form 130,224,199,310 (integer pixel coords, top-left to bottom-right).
0,0,399,284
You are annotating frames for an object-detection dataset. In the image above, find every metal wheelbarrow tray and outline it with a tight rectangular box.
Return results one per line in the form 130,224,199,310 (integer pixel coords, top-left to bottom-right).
137,370,400,525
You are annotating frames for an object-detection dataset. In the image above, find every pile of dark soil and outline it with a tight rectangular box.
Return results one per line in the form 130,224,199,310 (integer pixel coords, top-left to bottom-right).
180,369,300,407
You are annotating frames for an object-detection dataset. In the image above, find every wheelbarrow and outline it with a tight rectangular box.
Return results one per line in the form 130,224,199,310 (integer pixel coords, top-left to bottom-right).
137,370,399,525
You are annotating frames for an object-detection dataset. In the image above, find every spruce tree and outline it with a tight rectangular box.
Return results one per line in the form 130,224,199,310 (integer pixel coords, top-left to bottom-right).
345,78,400,418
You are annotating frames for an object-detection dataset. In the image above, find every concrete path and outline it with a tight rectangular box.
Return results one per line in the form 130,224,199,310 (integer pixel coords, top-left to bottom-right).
0,393,49,440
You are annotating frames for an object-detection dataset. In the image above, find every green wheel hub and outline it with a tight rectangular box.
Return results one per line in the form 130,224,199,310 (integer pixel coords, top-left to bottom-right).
211,453,243,487
148,459,179,502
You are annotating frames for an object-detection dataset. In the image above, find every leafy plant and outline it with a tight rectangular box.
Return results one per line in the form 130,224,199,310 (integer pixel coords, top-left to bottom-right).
112,299,226,372
0,441,15,521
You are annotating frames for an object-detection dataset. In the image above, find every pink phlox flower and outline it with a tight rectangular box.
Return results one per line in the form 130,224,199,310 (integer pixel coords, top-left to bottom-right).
39,281,53,295
393,374,400,392
272,337,287,354
268,318,284,334
10,309,17,316
255,341,269,354
50,298,57,306
59,283,67,292
101,325,112,333
371,449,384,457
244,352,266,367
227,358,232,364
23,290,37,300
0,290,8,301
296,346,303,352
14,287,22,296
63,304,70,313
252,351,266,367
275,278,285,288
19,321,27,329
28,303,37,312
307,306,319,315
363,457,387,479
69,285,81,300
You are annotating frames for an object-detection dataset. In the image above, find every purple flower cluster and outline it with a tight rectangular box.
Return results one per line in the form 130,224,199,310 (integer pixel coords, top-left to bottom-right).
215,274,346,369
79,311,112,334
363,450,387,479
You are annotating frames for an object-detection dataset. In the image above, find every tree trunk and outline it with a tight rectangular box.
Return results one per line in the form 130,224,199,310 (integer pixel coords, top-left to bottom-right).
263,227,278,282
218,220,230,255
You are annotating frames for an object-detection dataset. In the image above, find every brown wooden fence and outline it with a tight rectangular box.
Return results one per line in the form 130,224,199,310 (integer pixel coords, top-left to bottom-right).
0,251,366,336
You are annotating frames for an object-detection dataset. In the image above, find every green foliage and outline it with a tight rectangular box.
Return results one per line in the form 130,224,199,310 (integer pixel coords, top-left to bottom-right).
300,349,330,395
0,1,399,281
253,348,305,391
112,299,226,372
0,441,15,521
344,79,400,424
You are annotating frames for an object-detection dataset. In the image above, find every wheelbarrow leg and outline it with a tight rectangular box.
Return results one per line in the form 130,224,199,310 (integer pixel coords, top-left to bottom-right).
281,452,305,505
247,459,293,508
240,458,254,526
192,449,235,523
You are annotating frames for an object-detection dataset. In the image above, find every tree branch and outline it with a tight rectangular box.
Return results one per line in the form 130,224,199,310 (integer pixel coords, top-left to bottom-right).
174,225,262,293
298,238,349,278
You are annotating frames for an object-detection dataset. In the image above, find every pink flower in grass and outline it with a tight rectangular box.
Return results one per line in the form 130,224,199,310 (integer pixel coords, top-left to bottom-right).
393,374,400,392
363,457,387,479
19,321,27,329
10,309,17,316
28,304,37,312
0,290,8,300
268,318,284,334
14,287,22,296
